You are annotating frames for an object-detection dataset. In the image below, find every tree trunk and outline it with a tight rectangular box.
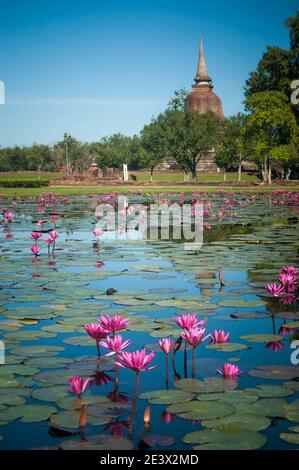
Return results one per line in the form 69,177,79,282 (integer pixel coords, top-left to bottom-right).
261,157,268,182
191,168,197,181
268,160,272,185
237,163,242,183
150,168,154,182
286,169,291,180
223,170,227,182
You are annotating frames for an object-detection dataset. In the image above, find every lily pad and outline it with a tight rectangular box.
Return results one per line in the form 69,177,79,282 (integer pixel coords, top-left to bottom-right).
166,400,235,420
31,386,68,402
249,365,299,380
240,334,282,343
175,377,238,394
11,345,65,357
252,384,295,398
183,426,267,450
201,413,271,431
206,342,248,352
279,432,299,444
139,389,195,404
59,434,133,450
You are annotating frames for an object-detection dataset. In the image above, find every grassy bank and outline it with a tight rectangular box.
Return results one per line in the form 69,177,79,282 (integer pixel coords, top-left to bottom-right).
0,183,298,198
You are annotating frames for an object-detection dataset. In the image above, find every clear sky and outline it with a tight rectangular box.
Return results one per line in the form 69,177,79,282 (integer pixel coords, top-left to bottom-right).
0,0,297,147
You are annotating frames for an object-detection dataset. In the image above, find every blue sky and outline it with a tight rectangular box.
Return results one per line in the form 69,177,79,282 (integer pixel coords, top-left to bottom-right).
0,0,297,147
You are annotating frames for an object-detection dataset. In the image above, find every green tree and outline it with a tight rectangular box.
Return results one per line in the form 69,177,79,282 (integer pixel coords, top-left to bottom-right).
215,113,253,183
53,133,84,175
140,115,169,180
26,144,55,174
164,108,222,180
245,11,299,122
245,91,297,184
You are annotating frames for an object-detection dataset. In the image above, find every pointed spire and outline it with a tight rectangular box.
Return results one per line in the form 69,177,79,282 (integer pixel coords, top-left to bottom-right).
194,33,211,84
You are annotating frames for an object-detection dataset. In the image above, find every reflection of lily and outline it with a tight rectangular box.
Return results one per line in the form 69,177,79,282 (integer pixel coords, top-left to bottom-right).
278,325,295,336
116,350,156,438
180,328,210,379
90,371,113,387
265,340,284,352
160,411,176,423
104,420,130,437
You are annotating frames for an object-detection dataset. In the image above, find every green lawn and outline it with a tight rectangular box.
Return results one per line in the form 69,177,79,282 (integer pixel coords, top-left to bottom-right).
0,172,64,182
0,183,298,198
131,171,259,183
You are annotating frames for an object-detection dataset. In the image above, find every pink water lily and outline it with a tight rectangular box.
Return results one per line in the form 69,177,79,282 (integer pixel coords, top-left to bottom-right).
277,273,297,293
281,265,298,277
217,363,242,378
4,212,14,222
30,232,42,241
30,245,40,257
50,214,58,221
68,375,91,397
158,338,174,355
98,314,130,333
116,349,156,372
265,283,285,297
96,261,105,270
180,327,210,348
50,230,59,240
173,313,205,330
45,237,54,245
99,334,131,356
84,322,108,341
210,330,230,344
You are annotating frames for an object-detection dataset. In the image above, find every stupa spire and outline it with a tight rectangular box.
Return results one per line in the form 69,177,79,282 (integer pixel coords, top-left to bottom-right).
194,33,211,84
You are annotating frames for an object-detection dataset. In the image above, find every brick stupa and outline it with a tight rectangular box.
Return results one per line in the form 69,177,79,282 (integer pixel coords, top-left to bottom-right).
185,34,224,119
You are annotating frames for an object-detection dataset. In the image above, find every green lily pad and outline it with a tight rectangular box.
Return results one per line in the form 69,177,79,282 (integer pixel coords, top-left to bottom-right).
240,334,282,343
251,384,295,398
59,434,133,450
24,357,73,369
279,433,299,444
183,426,267,450
166,400,235,420
4,330,56,342
283,382,299,392
214,390,258,404
201,413,271,431
0,404,56,423
11,345,65,357
206,342,248,352
31,386,68,402
218,299,266,308
249,365,299,380
57,395,111,410
175,377,238,394
139,389,195,404
286,411,299,422
33,369,76,385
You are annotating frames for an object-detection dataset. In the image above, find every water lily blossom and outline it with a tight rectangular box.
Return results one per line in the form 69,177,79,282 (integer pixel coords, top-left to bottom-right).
4,212,14,222
30,245,40,257
265,283,285,297
84,322,108,341
98,314,130,334
210,330,230,344
50,230,59,240
217,363,242,378
173,313,205,330
116,349,156,372
100,334,131,356
180,327,210,348
68,375,91,397
158,338,174,355
30,232,42,242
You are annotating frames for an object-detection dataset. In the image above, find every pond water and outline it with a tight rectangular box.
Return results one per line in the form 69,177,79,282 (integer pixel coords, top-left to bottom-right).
0,191,299,450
